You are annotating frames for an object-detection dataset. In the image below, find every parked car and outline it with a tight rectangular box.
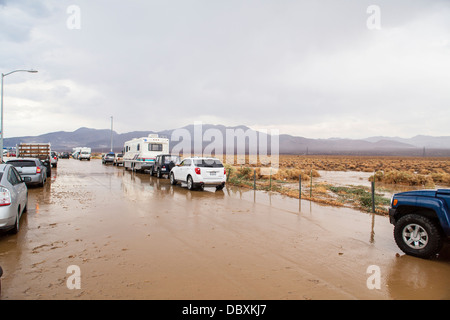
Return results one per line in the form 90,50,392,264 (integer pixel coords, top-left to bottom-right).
113,153,124,166
102,152,115,164
60,152,70,159
169,157,226,191
6,158,47,187
50,151,58,168
152,154,180,178
0,164,30,234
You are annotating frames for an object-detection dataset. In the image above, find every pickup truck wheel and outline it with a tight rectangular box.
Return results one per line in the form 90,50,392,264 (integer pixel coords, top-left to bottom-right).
170,173,177,185
394,214,444,259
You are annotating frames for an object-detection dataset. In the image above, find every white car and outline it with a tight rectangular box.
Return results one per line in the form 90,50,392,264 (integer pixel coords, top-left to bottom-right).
169,157,226,191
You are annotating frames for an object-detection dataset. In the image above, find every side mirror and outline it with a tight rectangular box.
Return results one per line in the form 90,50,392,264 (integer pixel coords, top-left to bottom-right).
22,177,32,182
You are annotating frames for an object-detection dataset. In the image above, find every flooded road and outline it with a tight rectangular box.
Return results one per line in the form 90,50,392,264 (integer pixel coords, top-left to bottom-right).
0,159,449,300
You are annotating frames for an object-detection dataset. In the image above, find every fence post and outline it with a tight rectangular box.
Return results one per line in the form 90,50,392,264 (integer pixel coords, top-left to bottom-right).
371,181,376,213
253,169,256,190
310,169,313,198
270,168,272,191
299,175,302,200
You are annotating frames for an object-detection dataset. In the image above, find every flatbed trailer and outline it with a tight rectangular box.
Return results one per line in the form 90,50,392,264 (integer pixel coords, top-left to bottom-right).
16,143,52,177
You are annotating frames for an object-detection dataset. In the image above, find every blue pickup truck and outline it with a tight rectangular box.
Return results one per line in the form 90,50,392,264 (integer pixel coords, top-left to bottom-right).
389,189,450,259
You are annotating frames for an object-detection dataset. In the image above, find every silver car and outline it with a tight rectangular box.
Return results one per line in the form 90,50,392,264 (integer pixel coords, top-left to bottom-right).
0,164,30,234
6,158,47,187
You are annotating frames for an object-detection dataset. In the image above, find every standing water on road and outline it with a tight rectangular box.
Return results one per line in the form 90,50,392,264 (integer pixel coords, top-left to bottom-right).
0,159,449,300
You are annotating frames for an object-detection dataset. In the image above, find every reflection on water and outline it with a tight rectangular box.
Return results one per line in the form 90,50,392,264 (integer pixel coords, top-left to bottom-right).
316,170,449,199
317,170,373,187
386,252,450,299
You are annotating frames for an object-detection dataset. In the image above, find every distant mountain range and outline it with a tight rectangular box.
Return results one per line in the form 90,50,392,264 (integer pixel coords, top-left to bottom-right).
4,124,450,156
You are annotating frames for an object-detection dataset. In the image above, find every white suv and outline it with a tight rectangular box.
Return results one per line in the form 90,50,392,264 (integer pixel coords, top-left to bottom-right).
169,157,226,191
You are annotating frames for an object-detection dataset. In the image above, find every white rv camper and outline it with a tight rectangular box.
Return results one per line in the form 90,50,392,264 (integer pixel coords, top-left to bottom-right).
123,134,169,172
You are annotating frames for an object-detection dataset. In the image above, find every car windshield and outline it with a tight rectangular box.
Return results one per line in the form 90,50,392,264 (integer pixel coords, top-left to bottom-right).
193,159,223,168
164,156,179,164
7,160,36,167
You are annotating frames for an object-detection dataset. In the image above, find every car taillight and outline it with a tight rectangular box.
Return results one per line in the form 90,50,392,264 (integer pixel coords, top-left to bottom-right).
0,187,11,206
224,168,226,175
195,167,201,175
36,167,41,173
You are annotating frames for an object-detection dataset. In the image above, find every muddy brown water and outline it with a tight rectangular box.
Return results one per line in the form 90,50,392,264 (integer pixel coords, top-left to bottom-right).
0,159,449,300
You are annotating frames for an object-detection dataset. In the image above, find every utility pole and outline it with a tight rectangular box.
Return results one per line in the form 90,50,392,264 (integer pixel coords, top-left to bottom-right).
1,69,38,162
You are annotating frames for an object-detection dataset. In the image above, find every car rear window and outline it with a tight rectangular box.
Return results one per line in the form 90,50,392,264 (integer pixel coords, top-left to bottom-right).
164,156,179,164
193,159,224,168
7,160,36,167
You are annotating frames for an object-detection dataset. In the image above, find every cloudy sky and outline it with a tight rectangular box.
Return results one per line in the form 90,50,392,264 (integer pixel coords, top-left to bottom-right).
1,0,449,139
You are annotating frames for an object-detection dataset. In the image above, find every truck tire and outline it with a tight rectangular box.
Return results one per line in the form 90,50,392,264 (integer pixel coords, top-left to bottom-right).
394,214,444,259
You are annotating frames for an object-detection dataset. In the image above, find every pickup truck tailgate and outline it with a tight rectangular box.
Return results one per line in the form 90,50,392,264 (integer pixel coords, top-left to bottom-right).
7,160,38,175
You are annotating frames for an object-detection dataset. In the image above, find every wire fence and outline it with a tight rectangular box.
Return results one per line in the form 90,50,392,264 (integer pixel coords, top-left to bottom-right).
225,165,390,214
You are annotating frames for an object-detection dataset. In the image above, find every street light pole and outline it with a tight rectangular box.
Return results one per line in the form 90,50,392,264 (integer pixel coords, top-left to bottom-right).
1,69,38,163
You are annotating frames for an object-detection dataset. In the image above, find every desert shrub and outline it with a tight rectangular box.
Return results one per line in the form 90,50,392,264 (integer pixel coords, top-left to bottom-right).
370,170,435,187
271,168,320,181
237,167,253,180
431,172,450,184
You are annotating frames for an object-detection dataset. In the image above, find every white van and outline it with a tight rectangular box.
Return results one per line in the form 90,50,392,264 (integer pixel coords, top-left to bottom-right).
79,147,91,161
123,134,169,172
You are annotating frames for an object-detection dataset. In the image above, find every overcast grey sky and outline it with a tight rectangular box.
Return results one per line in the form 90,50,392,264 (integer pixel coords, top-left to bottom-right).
1,0,449,139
